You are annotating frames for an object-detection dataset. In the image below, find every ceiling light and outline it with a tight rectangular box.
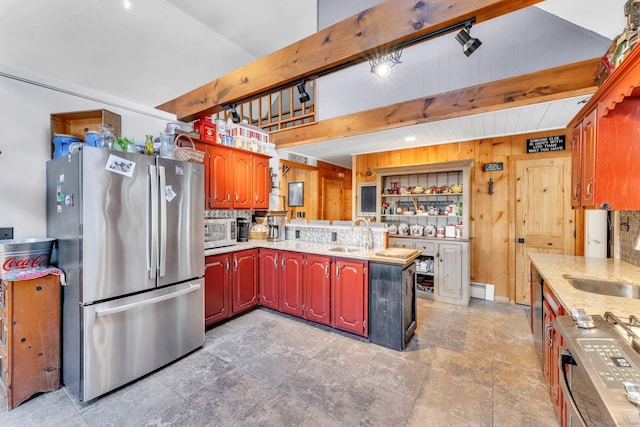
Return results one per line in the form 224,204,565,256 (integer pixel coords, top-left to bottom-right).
455,25,482,57
296,81,310,103
123,0,132,9
404,136,416,142
369,50,402,79
230,105,241,124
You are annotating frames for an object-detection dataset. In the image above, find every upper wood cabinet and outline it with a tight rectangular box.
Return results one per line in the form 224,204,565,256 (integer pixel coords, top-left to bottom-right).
195,142,271,210
570,46,640,210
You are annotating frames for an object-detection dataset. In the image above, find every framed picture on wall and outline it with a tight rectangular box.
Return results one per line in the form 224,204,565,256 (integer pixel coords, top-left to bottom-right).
288,182,304,207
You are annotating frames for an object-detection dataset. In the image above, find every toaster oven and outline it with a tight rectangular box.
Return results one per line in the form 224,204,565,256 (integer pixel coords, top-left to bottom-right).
204,218,237,249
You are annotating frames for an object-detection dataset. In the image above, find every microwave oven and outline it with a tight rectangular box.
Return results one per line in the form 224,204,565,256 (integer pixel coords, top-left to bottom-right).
204,218,237,249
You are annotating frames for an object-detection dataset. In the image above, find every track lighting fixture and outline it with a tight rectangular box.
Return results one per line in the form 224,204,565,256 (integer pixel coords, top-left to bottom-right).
230,104,241,124
455,24,482,57
369,50,402,79
296,81,310,103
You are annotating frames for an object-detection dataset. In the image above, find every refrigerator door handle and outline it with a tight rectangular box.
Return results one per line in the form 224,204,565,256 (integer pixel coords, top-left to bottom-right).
95,283,202,318
158,165,167,277
148,165,158,280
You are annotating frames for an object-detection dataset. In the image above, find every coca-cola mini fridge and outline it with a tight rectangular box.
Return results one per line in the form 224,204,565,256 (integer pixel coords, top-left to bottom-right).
46,146,204,402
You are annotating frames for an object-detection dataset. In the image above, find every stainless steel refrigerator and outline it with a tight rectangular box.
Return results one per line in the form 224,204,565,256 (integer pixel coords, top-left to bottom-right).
46,146,204,402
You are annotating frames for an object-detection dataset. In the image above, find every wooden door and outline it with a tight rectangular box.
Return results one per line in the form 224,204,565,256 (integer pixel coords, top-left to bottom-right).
231,249,259,314
258,249,279,310
210,145,232,208
304,255,332,326
252,154,270,209
581,109,597,207
333,259,368,337
204,254,230,326
279,251,304,317
322,178,343,221
435,242,463,302
570,124,582,208
233,151,252,209
514,156,573,304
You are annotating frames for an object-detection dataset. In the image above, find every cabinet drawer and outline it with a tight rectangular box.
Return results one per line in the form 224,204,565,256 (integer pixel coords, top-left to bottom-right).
416,241,436,254
390,239,415,249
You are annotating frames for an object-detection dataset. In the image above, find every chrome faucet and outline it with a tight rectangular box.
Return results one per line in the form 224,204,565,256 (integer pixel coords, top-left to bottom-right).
350,217,372,250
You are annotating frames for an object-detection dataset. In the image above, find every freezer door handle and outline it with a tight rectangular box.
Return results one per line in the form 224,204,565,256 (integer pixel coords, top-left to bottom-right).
94,283,202,318
158,165,167,277
148,165,158,280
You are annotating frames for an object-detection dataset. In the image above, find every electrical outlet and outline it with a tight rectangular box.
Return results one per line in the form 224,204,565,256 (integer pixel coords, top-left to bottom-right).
331,232,337,242
295,229,300,239
0,227,14,240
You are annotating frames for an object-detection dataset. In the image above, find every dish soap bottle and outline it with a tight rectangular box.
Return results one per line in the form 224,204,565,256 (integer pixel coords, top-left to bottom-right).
144,135,154,156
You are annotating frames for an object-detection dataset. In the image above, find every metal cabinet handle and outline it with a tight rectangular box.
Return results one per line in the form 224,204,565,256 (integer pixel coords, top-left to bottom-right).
585,178,594,200
273,254,278,269
325,263,329,278
235,192,239,203
336,263,340,279
281,256,285,270
573,183,580,201
233,257,238,271
225,258,229,272
545,321,554,347
226,192,230,203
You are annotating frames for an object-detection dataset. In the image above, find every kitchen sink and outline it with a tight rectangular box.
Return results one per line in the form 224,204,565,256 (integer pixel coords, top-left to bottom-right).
328,246,361,253
562,275,640,299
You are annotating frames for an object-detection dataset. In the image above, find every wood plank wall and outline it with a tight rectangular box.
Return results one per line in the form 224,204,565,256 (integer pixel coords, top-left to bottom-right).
279,160,352,221
353,128,580,302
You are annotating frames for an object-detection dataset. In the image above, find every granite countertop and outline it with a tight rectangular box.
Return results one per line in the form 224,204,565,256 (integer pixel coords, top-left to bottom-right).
205,240,420,265
529,253,640,316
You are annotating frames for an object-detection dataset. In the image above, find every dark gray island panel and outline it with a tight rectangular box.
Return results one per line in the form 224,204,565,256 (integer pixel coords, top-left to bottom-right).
368,261,416,351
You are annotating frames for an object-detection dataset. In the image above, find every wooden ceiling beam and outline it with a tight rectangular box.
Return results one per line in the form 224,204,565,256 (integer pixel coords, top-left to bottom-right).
156,0,543,122
270,58,601,148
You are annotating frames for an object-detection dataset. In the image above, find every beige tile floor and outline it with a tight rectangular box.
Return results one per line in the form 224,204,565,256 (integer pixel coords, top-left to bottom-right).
0,298,558,426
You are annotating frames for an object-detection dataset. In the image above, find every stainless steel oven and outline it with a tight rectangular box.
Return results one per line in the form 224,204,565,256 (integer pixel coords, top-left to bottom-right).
557,314,640,426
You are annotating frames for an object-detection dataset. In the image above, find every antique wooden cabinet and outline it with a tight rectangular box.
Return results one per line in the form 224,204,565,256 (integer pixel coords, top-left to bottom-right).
0,275,61,409
333,258,368,337
204,254,232,326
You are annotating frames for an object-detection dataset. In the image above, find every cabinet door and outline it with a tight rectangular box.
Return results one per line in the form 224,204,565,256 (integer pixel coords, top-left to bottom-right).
252,154,270,209
259,249,280,310
570,123,582,208
231,249,259,314
210,145,232,208
436,243,463,302
304,255,332,326
204,254,231,326
280,251,304,318
194,142,211,209
333,259,368,337
580,108,597,207
233,151,252,209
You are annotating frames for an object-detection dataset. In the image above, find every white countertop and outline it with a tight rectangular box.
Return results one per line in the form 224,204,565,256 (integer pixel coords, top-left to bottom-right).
205,240,420,265
529,253,640,316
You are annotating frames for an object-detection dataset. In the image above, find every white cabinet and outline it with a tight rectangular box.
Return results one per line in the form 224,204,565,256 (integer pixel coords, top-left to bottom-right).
390,237,470,307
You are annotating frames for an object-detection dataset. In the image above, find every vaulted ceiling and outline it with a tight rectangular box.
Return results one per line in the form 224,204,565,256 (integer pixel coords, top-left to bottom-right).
0,0,628,167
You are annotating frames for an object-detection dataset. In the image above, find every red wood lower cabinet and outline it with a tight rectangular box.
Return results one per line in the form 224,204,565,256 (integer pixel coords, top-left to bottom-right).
280,251,304,317
231,249,259,315
333,259,368,337
304,254,332,326
543,284,564,424
204,254,231,326
258,249,280,310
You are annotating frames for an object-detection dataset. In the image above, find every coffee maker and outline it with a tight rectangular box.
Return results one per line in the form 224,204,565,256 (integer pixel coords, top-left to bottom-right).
266,211,287,242
236,218,250,242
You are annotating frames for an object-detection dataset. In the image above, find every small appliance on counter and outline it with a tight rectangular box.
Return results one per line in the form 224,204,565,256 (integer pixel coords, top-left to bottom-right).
236,218,250,242
263,211,287,242
205,218,236,249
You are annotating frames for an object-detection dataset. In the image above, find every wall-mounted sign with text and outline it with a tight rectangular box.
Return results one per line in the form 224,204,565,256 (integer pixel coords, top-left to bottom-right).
483,162,503,172
526,135,566,153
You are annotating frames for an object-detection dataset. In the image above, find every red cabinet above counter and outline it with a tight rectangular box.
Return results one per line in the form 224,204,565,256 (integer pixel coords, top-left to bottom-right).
570,46,640,210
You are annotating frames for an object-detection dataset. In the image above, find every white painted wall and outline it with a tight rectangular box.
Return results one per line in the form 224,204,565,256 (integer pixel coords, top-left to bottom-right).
0,65,177,239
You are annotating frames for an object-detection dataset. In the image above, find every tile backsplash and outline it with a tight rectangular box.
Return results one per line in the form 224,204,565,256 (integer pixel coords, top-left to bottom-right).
619,211,640,267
